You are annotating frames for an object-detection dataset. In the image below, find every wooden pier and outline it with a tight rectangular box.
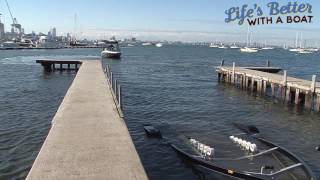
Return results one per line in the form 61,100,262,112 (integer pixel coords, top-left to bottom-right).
36,59,82,71
217,62,320,111
27,60,148,180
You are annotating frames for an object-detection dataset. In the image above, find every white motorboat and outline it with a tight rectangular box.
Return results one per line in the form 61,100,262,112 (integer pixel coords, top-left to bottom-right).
142,42,152,46
298,49,313,54
240,47,258,53
155,43,163,47
101,40,121,59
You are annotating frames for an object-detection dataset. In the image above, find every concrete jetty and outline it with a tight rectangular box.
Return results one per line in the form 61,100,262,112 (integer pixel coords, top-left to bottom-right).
217,62,320,111
27,60,148,180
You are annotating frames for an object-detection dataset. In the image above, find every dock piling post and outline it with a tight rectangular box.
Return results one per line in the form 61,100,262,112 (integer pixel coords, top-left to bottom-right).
110,72,113,88
114,80,117,95
305,92,313,110
251,78,255,92
245,75,249,90
271,83,275,96
118,85,122,110
315,94,320,112
68,64,70,70
218,72,221,82
267,60,270,67
60,64,63,70
285,86,291,102
295,89,300,104
220,60,224,67
232,62,235,84
263,80,267,94
311,75,316,93
283,70,287,86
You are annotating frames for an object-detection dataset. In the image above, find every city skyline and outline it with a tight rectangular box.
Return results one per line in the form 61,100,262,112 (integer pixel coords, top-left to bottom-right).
0,0,319,45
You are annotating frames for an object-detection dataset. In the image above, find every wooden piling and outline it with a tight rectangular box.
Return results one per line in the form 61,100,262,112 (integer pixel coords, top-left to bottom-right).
232,62,235,84
271,83,275,96
267,60,270,67
118,85,122,109
295,89,300,105
218,73,221,82
305,91,313,110
220,60,225,67
283,70,287,86
263,80,267,94
311,75,316,93
251,78,255,92
285,86,291,102
245,75,249,90
315,94,320,112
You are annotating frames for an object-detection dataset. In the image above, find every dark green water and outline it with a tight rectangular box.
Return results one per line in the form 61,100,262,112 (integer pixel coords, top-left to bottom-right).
0,46,319,179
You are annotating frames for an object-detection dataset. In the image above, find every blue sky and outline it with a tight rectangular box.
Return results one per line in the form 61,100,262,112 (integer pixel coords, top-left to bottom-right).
0,0,319,45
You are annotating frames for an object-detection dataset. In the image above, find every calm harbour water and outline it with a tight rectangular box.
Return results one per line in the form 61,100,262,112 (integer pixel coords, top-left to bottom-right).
0,46,319,179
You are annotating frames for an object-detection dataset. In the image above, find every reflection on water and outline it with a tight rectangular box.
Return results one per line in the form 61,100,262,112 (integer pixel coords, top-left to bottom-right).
0,47,319,179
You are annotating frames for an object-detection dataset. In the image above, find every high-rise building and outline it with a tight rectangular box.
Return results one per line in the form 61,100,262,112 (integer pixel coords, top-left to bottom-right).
0,16,5,40
52,27,56,38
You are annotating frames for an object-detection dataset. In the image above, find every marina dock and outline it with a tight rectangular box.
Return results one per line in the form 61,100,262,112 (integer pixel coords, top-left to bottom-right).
217,62,320,111
27,60,148,180
36,59,82,71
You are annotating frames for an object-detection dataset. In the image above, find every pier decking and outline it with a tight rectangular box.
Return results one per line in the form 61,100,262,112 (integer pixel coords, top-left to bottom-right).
36,59,82,71
27,60,148,180
217,63,320,111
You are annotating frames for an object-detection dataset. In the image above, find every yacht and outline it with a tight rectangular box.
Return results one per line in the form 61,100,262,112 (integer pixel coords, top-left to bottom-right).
101,40,121,59
209,42,218,48
240,27,258,53
218,43,227,49
230,43,240,49
240,47,258,53
261,41,274,50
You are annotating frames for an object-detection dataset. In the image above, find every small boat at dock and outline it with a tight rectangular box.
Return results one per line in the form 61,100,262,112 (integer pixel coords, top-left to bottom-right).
101,40,121,59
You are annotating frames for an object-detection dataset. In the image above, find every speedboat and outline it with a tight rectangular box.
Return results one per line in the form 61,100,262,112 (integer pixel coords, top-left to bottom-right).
101,40,121,59
155,43,163,47
240,47,258,53
142,42,152,46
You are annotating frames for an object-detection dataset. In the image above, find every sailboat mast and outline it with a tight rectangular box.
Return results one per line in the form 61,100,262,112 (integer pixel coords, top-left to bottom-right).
295,32,298,48
246,26,249,47
300,32,302,49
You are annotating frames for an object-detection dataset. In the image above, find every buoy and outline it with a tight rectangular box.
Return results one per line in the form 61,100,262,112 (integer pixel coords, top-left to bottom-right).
316,145,320,151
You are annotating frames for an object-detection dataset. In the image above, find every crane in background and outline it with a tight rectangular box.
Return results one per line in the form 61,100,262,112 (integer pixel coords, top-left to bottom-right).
4,0,22,37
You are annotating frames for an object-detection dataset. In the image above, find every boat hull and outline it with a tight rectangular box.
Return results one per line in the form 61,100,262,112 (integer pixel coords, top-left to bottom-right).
101,51,121,59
